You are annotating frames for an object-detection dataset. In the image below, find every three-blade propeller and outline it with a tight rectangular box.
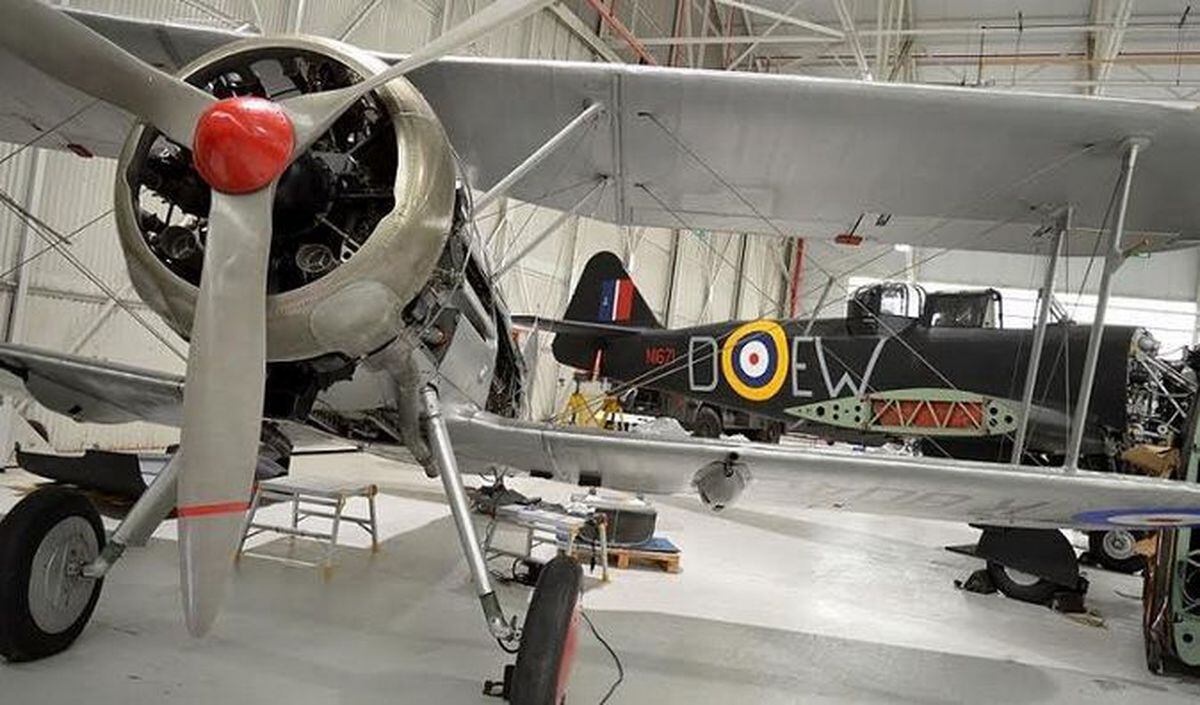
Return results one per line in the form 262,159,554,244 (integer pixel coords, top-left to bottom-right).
1,0,553,636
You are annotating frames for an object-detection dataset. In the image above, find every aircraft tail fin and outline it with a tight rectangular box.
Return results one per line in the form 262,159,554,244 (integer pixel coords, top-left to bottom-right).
547,251,661,370
564,251,661,329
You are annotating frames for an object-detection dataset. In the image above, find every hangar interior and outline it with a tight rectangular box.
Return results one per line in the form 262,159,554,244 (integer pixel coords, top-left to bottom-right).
4,0,1200,448
4,1,1200,703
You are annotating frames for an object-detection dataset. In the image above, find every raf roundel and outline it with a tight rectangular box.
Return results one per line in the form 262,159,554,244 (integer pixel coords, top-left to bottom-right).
1072,507,1200,528
721,320,789,401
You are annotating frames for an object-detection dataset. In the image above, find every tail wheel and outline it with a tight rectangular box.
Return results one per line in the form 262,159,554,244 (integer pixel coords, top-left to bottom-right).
0,487,105,662
509,556,584,705
691,406,723,439
755,423,783,444
1088,530,1146,574
985,561,1059,605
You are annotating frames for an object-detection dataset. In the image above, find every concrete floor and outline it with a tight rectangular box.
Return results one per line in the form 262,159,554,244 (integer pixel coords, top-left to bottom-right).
3,452,1200,704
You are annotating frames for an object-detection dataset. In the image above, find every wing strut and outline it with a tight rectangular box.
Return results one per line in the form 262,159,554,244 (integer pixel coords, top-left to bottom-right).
1010,207,1069,464
802,274,836,336
475,101,605,213
493,177,609,278
1065,138,1149,469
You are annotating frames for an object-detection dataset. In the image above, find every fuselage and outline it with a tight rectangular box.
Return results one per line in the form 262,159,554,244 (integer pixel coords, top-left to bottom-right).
561,315,1149,459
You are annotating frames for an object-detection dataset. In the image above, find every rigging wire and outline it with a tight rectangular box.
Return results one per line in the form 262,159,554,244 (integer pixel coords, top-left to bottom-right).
0,207,113,284
634,183,959,458
482,117,600,256
640,109,1099,341
555,139,1101,455
0,100,100,171
0,187,186,359
592,117,1101,412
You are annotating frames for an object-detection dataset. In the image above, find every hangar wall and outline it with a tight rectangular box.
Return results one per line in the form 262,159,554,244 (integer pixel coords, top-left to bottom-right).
0,1,1195,447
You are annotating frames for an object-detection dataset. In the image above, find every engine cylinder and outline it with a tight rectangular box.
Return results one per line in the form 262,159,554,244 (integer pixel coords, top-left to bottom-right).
114,36,457,361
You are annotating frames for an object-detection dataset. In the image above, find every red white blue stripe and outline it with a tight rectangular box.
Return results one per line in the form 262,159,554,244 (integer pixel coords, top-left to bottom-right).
598,278,635,322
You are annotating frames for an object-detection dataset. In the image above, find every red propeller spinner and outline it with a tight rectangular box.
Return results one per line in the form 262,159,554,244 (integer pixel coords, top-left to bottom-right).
192,97,294,195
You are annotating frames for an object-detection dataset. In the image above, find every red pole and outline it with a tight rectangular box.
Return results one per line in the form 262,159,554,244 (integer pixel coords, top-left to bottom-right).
788,238,805,318
584,0,658,65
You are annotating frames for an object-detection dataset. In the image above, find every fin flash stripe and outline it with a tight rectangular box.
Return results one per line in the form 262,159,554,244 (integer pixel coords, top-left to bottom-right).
177,500,250,518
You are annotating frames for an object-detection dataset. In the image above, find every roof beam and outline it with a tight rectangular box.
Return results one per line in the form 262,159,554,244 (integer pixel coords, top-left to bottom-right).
714,0,843,39
1089,0,1134,95
627,19,1173,47
583,0,659,64
830,0,872,79
724,0,811,69
548,4,624,62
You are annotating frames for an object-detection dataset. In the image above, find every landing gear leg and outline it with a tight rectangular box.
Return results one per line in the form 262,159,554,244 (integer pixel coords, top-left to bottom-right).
420,387,584,705
420,386,517,643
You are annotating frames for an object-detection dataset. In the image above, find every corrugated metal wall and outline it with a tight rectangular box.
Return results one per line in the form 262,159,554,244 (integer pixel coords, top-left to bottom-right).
0,1,1193,446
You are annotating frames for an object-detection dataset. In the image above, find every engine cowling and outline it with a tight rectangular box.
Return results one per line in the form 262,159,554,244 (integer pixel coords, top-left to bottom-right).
114,36,457,362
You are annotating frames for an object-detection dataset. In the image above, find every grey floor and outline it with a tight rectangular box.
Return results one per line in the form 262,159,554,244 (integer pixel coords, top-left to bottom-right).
3,452,1200,704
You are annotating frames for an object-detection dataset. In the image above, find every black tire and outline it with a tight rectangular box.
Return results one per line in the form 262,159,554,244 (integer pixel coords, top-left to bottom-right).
753,423,783,444
0,486,105,662
985,561,1059,605
1088,530,1146,574
509,556,584,705
692,406,723,439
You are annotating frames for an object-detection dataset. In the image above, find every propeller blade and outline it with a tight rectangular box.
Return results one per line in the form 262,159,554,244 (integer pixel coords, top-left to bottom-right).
176,187,275,637
285,0,555,152
1,0,214,145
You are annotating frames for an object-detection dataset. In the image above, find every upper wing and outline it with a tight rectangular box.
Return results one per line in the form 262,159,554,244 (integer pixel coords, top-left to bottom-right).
4,11,1200,254
419,57,1200,254
444,407,1200,530
0,9,234,158
0,344,183,426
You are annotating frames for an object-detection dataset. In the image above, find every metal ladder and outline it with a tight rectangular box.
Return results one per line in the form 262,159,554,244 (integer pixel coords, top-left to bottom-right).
238,476,379,578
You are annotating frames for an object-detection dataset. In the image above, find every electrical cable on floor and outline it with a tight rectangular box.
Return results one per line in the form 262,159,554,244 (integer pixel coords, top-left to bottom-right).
581,610,624,705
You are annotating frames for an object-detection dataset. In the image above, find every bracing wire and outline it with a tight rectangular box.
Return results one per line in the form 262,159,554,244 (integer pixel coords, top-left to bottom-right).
551,130,1106,459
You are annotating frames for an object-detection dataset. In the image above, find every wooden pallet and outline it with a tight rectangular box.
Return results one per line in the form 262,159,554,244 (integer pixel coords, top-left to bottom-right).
571,545,681,573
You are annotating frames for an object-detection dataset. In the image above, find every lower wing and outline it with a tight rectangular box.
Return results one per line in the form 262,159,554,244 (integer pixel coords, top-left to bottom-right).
443,407,1200,531
0,344,184,426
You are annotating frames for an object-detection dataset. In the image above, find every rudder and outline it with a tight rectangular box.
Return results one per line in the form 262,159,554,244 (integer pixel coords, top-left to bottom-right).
563,252,660,329
552,252,660,371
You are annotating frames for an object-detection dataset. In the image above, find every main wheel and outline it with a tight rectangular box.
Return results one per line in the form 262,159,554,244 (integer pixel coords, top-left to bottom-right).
986,561,1059,604
1088,530,1146,574
509,556,584,705
752,423,783,444
691,406,723,439
0,486,105,662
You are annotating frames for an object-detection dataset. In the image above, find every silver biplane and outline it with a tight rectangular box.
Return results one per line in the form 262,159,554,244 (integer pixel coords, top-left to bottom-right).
2,1,1200,701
